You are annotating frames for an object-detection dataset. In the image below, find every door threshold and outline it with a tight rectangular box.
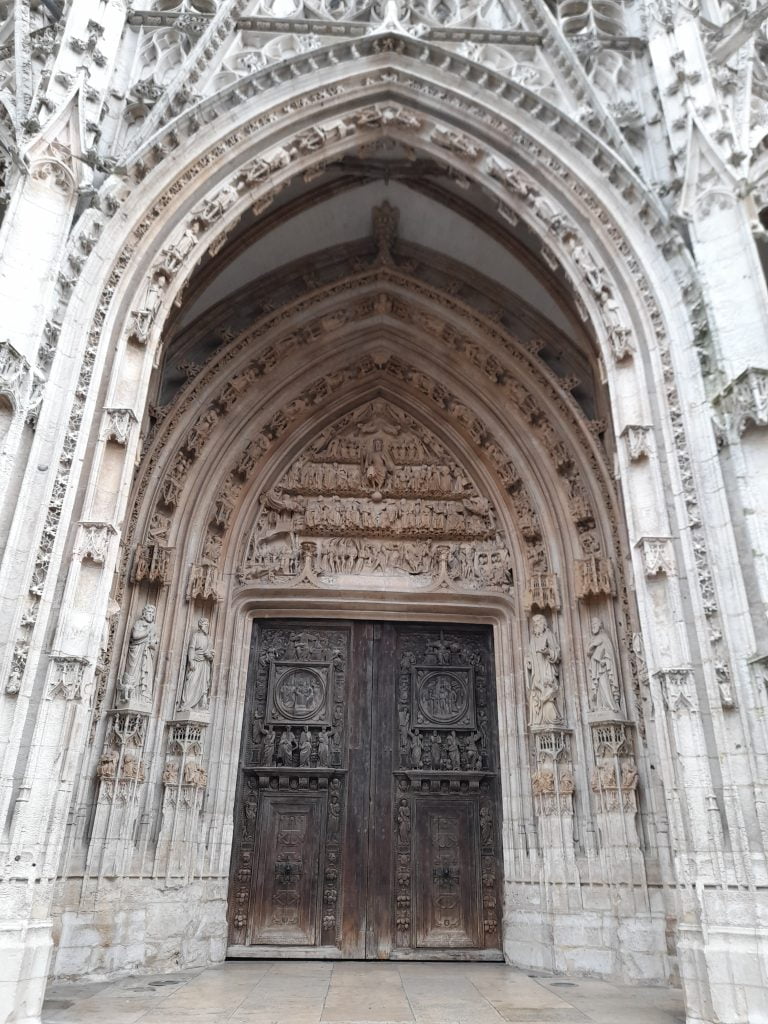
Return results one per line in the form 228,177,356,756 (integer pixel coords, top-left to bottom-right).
226,945,504,962
388,949,505,962
227,945,344,959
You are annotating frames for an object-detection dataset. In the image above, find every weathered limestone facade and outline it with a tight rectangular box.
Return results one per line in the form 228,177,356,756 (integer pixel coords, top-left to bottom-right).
1,1,768,1022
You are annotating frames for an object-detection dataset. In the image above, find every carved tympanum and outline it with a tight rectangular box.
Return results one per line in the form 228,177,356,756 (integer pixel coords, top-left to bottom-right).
239,398,512,591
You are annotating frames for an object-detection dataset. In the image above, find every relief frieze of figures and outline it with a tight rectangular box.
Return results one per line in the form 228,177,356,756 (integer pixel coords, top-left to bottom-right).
396,630,491,773
248,627,348,769
239,398,514,592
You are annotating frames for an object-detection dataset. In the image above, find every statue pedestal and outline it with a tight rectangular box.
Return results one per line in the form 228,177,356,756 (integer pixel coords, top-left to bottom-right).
173,706,209,724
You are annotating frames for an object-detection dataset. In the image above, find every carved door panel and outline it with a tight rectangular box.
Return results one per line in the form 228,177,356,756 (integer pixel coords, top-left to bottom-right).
228,619,502,959
372,623,502,959
250,797,323,945
413,803,481,948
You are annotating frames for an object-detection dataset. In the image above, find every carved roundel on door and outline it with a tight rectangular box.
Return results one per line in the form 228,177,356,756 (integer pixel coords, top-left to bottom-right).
267,662,331,726
413,667,475,729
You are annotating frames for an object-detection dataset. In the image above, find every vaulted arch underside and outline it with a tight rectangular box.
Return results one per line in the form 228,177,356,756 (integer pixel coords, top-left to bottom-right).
53,154,671,978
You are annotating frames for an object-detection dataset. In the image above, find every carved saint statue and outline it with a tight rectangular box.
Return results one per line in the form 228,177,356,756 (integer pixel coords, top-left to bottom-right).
587,617,621,714
409,728,423,769
361,436,394,494
430,731,442,770
120,604,159,704
278,727,297,766
317,727,331,768
397,799,411,846
445,730,460,771
525,613,563,728
299,726,312,767
257,721,277,766
177,617,214,713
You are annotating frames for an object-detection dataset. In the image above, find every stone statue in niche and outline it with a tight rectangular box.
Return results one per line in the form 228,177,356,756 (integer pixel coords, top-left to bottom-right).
256,720,277,765
278,726,297,765
361,435,394,496
525,613,564,728
430,730,442,769
409,728,423,768
587,617,622,715
177,617,214,713
317,727,331,767
445,730,461,770
299,726,312,767
465,731,482,770
397,799,411,846
119,604,158,705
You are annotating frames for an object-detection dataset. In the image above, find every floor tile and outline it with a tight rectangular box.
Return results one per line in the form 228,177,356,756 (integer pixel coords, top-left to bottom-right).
40,961,685,1024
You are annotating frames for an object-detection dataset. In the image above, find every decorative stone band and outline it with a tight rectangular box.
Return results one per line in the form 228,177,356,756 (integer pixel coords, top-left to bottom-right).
712,366,768,444
620,424,653,461
636,536,676,577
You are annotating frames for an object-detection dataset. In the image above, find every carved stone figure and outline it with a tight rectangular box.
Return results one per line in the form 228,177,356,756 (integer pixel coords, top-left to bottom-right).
317,727,331,767
429,730,442,769
119,604,158,705
480,804,493,846
525,614,563,728
299,726,312,767
397,799,411,846
278,726,297,765
445,730,460,770
97,749,118,780
257,721,277,765
409,728,423,768
587,617,622,714
465,731,482,771
177,617,214,713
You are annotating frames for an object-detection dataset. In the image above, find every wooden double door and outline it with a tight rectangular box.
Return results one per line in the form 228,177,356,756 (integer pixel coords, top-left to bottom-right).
228,620,503,960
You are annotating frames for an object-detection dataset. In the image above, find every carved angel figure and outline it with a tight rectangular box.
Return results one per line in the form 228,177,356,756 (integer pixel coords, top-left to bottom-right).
177,617,214,713
525,614,563,728
587,617,621,714
119,604,158,704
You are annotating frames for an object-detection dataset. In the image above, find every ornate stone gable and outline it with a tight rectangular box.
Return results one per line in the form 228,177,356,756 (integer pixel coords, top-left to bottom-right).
240,397,513,591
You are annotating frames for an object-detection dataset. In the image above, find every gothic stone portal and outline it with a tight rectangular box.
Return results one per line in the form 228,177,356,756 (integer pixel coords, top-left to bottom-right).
228,620,503,960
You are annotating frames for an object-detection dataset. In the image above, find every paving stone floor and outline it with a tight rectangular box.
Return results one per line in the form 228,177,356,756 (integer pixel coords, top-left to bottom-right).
42,961,686,1024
